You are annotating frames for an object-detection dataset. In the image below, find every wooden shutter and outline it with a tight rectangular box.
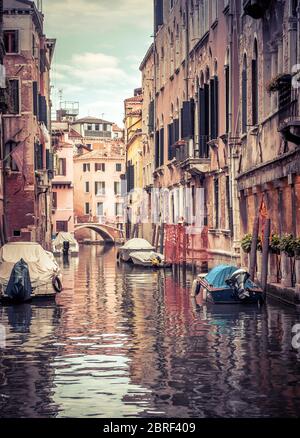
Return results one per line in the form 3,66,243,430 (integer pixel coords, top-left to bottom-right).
148,100,154,134
62,158,66,176
33,81,38,116
242,68,247,133
168,123,174,160
181,101,193,140
159,127,164,166
198,87,206,157
252,59,258,125
38,95,48,127
155,130,160,168
155,0,164,32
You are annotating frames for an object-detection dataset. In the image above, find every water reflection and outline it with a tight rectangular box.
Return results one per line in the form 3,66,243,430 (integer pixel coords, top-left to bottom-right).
0,245,300,418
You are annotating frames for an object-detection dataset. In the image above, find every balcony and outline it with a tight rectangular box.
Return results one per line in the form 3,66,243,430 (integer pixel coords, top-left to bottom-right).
176,142,211,176
35,170,51,190
243,0,271,19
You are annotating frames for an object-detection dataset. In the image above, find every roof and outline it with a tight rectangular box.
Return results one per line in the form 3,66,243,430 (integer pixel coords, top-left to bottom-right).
112,123,123,132
72,116,113,125
125,95,143,103
139,43,154,71
69,128,82,139
74,148,125,161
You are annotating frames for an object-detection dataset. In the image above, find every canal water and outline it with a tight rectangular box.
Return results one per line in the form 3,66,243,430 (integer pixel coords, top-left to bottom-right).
0,245,300,418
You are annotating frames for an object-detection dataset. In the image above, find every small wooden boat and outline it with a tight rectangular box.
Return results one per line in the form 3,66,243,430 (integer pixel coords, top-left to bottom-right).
0,243,63,305
117,238,155,262
192,265,264,305
129,251,169,268
52,232,79,256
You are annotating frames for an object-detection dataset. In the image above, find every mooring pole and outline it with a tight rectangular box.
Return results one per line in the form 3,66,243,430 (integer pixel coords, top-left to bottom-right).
152,224,157,247
249,216,260,281
261,218,271,291
155,225,161,252
159,222,165,255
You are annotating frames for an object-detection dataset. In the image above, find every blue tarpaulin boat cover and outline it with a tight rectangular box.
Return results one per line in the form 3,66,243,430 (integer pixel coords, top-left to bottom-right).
205,265,238,287
204,265,260,290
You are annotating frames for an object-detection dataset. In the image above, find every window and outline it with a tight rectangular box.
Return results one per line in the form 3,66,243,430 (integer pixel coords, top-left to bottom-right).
57,158,66,176
95,181,105,195
87,124,92,131
56,221,68,232
95,163,105,172
9,79,20,114
85,203,90,215
4,30,19,54
83,163,90,172
225,64,230,133
115,203,123,216
95,124,100,131
116,163,122,172
210,76,219,140
85,181,90,193
242,55,248,133
32,81,38,116
252,40,258,126
52,192,57,209
114,181,121,195
97,202,104,216
13,230,21,237
5,141,19,171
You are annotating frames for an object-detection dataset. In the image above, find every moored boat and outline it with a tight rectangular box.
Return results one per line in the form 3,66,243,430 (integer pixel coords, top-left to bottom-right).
0,242,63,304
129,251,169,268
117,238,155,262
192,265,264,305
52,232,79,256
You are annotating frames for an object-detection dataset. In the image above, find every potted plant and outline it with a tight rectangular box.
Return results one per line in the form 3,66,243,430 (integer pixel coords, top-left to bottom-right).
266,73,291,94
241,234,262,253
269,233,281,254
241,234,252,253
279,233,295,257
293,237,300,259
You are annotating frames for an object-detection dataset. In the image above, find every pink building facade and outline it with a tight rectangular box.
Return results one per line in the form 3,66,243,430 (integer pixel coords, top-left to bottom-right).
51,123,75,235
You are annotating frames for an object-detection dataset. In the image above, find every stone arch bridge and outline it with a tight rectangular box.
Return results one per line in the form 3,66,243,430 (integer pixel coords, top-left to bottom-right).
74,222,125,243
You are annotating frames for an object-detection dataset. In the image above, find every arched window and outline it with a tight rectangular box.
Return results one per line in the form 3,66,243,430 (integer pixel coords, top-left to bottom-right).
225,50,230,133
252,39,258,125
5,141,19,171
242,54,248,133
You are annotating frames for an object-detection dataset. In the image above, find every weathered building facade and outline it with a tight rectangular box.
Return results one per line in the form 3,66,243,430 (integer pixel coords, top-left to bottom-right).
124,89,144,236
146,0,241,267
51,121,75,235
73,141,126,242
2,0,55,249
237,0,300,292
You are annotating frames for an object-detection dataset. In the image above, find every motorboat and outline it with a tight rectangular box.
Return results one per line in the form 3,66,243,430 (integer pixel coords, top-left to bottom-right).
0,242,63,304
52,232,79,256
129,251,169,268
117,238,155,262
191,265,264,305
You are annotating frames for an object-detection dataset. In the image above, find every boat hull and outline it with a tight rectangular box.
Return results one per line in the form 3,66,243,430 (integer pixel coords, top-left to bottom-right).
195,278,264,305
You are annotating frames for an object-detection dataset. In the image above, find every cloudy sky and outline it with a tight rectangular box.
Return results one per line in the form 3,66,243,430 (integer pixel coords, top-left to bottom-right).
43,0,153,125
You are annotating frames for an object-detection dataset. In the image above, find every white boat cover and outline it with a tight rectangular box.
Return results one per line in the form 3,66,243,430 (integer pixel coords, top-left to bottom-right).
0,243,60,288
121,238,154,251
130,251,164,262
52,232,79,250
